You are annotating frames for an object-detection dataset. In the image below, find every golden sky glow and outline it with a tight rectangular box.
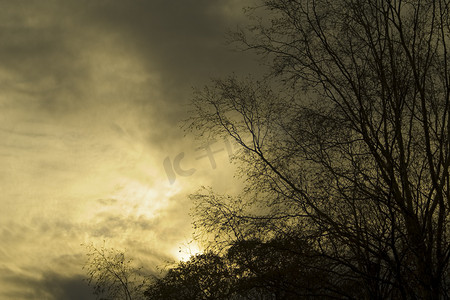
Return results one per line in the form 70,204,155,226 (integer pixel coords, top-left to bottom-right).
0,1,257,298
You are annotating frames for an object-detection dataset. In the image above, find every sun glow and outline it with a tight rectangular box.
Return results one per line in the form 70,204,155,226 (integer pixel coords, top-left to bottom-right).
173,241,203,262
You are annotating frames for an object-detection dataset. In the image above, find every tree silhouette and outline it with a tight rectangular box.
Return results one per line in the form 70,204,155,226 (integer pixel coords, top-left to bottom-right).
188,0,450,298
83,244,148,300
145,252,236,300
145,237,350,300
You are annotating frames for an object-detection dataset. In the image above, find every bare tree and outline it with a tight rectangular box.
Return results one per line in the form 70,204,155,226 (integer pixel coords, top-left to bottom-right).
189,0,450,298
83,243,148,300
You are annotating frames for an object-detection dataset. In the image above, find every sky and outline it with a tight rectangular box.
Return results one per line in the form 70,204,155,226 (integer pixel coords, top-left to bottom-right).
0,1,260,298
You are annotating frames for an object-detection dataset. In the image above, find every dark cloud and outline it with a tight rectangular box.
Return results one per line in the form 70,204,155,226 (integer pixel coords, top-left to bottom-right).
87,0,251,76
96,197,118,205
0,0,260,144
0,268,95,300
39,272,96,300
0,1,92,115
0,0,257,114
79,0,261,144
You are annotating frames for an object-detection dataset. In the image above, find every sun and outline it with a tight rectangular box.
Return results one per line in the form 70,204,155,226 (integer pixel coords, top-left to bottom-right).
173,241,202,262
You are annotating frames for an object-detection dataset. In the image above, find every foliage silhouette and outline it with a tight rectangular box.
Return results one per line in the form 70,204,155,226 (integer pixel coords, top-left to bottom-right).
145,236,356,299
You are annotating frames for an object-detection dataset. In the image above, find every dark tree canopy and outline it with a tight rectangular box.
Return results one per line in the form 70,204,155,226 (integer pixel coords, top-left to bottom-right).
145,237,351,300
145,252,235,300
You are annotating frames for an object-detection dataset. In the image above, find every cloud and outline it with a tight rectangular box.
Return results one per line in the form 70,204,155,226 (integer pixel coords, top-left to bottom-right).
0,2,92,116
39,273,96,300
77,0,260,146
0,266,95,300
0,1,259,299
